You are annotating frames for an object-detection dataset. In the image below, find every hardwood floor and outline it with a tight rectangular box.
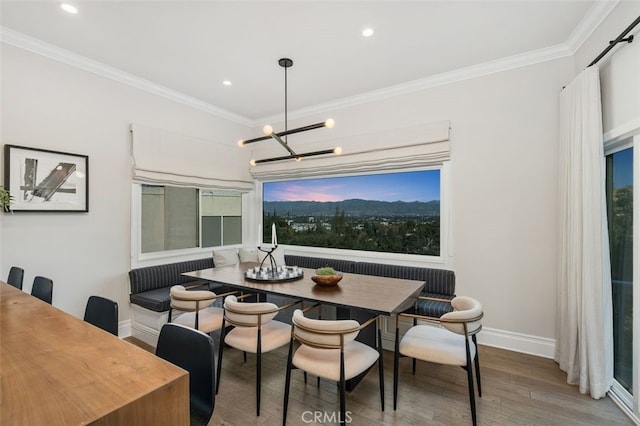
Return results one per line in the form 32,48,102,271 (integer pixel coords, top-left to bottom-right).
126,337,633,425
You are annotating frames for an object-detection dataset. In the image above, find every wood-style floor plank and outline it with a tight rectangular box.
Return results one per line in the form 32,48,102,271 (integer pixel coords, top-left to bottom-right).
125,337,633,425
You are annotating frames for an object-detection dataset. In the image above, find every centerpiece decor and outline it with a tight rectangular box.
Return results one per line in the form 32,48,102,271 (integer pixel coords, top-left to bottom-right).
244,223,304,282
311,267,343,286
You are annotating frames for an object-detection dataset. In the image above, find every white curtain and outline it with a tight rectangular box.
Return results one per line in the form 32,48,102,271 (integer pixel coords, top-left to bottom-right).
555,66,613,399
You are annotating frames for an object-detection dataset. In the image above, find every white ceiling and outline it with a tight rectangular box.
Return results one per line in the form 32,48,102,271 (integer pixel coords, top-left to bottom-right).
1,1,613,123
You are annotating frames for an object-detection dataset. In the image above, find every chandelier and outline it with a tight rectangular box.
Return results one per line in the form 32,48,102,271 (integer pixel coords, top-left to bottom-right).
237,58,341,166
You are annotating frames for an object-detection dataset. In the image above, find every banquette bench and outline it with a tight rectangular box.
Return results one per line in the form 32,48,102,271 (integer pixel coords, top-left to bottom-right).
129,254,455,343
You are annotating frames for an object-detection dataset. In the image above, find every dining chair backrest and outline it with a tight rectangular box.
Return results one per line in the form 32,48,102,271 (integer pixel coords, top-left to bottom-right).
223,295,279,326
7,266,24,290
292,309,361,348
170,285,217,312
84,296,119,336
31,276,53,304
156,323,216,426
440,296,483,336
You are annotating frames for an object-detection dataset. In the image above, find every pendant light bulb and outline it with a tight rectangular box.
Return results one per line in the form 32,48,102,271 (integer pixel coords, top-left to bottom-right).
263,125,273,136
325,118,335,129
334,147,343,155
250,159,256,167
237,139,245,148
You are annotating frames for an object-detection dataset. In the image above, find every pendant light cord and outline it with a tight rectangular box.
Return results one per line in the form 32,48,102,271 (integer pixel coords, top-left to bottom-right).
284,64,288,144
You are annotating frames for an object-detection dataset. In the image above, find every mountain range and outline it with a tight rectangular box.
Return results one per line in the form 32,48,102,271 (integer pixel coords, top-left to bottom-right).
264,199,440,217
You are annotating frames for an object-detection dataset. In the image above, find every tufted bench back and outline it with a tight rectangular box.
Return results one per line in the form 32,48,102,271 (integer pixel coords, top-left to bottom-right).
129,258,214,294
351,262,455,296
129,258,215,312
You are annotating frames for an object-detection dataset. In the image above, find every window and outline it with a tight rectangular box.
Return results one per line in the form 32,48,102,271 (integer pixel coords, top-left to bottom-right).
606,146,634,394
140,184,242,254
605,133,638,418
262,169,441,257
201,190,242,247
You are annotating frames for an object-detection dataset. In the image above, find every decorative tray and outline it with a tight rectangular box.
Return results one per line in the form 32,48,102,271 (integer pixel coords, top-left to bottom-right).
244,266,304,283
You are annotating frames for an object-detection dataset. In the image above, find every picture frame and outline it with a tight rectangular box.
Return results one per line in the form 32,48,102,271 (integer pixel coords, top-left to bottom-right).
4,145,89,212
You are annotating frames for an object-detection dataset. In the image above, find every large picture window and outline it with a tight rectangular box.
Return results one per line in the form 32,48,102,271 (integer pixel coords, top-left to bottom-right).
262,169,441,256
140,184,242,254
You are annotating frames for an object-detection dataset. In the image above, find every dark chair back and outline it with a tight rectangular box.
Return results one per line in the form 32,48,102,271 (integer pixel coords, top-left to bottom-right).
84,296,119,336
156,323,216,426
7,266,24,290
31,276,53,304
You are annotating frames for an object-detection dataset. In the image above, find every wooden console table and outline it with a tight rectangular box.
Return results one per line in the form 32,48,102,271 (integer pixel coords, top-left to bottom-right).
0,282,189,425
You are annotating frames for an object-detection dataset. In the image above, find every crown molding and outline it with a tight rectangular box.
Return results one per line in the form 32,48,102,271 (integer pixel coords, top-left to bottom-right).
0,26,253,127
257,43,573,125
565,0,620,53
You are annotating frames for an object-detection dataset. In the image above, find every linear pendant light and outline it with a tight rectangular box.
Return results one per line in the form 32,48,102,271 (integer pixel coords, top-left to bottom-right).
237,58,341,166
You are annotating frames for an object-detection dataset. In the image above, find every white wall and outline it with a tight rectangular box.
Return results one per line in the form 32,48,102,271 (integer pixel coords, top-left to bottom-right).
0,44,248,322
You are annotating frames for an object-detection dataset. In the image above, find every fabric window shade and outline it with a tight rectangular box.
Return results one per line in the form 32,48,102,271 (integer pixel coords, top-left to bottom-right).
250,120,450,181
131,123,254,191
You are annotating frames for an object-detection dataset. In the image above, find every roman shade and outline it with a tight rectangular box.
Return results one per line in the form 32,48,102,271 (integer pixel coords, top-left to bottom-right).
250,120,450,181
130,123,254,191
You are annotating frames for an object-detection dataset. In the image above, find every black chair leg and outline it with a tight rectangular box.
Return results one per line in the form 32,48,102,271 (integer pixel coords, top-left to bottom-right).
283,340,294,426
303,372,307,383
244,351,247,363
465,340,477,426
473,334,482,397
256,330,262,416
339,351,346,426
216,319,226,394
412,357,416,375
393,326,400,410
377,322,384,411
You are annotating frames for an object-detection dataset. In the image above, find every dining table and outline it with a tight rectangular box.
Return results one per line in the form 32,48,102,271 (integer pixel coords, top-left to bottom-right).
183,262,425,316
0,281,189,425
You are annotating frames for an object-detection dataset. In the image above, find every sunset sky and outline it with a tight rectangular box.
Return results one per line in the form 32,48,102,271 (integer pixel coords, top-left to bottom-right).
263,170,440,202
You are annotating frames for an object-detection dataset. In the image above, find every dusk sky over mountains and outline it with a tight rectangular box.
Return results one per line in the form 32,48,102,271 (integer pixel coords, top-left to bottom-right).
264,170,440,202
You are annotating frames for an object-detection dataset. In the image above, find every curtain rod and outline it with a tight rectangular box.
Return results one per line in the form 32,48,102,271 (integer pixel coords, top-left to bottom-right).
588,15,640,67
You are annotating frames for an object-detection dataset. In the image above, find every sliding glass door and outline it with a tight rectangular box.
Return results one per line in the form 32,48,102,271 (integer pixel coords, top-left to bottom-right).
605,135,638,420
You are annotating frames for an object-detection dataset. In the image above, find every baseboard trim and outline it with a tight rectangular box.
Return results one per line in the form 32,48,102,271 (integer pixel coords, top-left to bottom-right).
131,321,160,347
118,319,132,338
477,327,556,359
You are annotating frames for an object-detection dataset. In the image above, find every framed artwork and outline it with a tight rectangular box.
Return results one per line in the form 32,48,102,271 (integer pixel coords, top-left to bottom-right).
4,145,89,212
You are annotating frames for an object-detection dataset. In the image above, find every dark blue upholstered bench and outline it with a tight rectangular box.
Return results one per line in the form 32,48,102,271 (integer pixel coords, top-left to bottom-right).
129,258,225,312
284,255,455,317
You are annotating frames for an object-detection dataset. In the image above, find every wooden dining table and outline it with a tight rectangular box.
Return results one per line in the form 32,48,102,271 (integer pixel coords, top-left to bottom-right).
0,281,189,425
183,262,425,316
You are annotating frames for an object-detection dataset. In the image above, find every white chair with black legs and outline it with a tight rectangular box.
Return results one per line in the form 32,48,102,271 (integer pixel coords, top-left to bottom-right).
169,285,231,334
283,305,385,426
216,294,301,416
393,296,483,426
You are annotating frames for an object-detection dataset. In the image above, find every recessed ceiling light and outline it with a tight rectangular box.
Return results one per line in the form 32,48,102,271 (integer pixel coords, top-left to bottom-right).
60,3,78,14
222,80,232,86
362,28,374,38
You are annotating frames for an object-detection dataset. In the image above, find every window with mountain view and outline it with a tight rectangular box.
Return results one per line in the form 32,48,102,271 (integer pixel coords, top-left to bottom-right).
262,170,441,256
